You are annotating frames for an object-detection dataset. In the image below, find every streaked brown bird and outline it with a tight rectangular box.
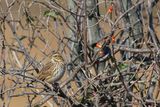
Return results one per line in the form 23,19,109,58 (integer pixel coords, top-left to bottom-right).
37,53,65,83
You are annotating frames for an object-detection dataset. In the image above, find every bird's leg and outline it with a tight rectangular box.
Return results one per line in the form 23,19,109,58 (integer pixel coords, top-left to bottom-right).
50,82,61,106
52,82,74,106
41,82,61,106
43,82,53,92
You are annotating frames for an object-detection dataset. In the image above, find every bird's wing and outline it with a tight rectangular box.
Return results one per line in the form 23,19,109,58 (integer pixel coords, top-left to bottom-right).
37,62,53,81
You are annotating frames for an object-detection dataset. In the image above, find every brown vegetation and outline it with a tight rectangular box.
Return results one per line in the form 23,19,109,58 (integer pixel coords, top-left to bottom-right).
0,0,160,107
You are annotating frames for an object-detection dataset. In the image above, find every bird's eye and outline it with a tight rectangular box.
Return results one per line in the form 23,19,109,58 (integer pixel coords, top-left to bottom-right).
52,53,63,61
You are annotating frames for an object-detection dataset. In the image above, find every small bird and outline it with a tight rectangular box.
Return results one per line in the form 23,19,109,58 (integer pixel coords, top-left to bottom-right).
37,53,65,83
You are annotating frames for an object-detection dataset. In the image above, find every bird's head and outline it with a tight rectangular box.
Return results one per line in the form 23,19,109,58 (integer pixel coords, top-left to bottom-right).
51,53,64,63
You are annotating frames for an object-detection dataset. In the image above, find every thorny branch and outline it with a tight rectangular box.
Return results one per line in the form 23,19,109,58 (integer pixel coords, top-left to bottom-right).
0,0,160,107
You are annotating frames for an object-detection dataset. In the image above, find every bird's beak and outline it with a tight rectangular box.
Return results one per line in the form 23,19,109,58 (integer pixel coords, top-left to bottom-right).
47,50,56,57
